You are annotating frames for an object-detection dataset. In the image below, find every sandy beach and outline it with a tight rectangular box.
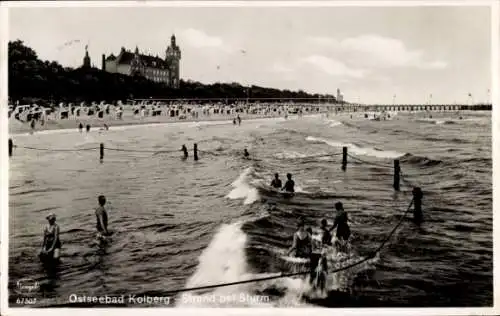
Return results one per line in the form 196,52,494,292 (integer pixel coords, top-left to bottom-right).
8,111,287,135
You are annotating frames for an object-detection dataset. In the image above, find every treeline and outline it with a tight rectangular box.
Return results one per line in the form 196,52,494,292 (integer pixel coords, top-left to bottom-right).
9,40,337,104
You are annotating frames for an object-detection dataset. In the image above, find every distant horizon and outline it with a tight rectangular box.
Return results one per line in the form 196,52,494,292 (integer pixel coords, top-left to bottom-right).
7,5,492,104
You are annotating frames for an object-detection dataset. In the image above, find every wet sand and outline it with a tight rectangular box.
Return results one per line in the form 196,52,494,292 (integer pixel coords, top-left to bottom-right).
8,112,285,135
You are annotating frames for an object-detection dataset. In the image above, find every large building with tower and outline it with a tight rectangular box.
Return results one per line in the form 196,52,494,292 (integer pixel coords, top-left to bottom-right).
84,34,181,88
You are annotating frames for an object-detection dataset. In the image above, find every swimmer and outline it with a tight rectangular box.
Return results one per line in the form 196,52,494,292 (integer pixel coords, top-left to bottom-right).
181,145,188,159
270,173,282,189
282,173,295,193
95,195,110,239
329,202,351,250
78,122,83,133
40,213,61,262
243,148,250,158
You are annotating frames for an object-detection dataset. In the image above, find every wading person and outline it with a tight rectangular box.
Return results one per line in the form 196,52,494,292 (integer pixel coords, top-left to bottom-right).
329,202,351,251
40,213,61,262
287,220,312,259
181,145,188,159
95,195,110,240
78,122,83,133
270,173,282,189
282,173,295,193
320,219,332,246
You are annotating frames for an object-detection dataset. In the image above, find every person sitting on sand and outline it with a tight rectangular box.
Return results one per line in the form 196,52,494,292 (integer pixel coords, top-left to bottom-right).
282,173,295,193
270,173,282,189
40,213,61,262
95,195,110,239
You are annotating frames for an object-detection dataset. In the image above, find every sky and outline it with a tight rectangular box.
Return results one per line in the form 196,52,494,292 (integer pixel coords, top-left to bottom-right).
8,4,492,104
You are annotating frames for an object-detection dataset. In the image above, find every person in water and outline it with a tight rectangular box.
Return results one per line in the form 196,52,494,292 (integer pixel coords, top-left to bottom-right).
181,145,188,159
282,173,295,193
86,124,91,133
243,148,250,158
287,220,312,258
104,124,109,131
237,115,241,125
95,195,110,238
78,122,83,133
320,219,333,246
40,213,61,262
233,118,237,125
329,202,351,247
270,173,282,189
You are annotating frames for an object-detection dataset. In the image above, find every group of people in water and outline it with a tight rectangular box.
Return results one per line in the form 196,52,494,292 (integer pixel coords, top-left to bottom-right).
40,195,110,264
270,173,295,193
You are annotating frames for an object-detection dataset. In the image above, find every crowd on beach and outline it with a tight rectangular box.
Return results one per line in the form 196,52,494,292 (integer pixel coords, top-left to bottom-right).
8,100,330,132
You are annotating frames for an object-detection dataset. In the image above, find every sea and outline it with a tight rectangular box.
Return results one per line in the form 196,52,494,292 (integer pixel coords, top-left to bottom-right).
8,110,492,308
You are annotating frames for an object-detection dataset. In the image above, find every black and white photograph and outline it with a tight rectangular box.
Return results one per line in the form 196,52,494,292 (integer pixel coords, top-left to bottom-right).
1,0,496,314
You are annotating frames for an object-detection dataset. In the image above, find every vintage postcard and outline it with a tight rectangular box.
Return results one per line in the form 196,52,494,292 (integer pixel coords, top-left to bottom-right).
0,1,497,315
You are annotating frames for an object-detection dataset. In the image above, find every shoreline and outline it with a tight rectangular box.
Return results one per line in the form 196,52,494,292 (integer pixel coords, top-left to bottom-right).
8,113,292,136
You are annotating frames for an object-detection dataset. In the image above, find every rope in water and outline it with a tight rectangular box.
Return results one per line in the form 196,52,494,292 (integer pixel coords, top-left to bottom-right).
162,198,415,295
13,142,420,294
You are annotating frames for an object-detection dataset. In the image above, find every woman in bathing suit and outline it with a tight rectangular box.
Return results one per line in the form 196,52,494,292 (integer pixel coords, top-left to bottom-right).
287,220,312,258
40,213,61,261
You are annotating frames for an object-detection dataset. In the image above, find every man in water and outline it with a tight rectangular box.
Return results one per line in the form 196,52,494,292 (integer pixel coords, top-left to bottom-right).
78,122,83,133
181,145,188,159
243,148,250,158
95,195,110,240
282,173,295,193
86,124,91,133
237,115,241,125
270,173,282,189
329,202,351,250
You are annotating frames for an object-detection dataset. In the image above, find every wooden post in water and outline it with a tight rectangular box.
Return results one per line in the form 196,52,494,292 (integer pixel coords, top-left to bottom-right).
194,143,199,161
412,187,423,223
341,146,347,171
100,143,104,162
393,160,400,191
8,138,13,157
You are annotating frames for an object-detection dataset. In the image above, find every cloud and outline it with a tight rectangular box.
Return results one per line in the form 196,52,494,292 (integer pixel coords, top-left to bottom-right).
271,62,295,73
309,35,447,70
271,56,366,80
300,55,366,78
180,28,233,52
